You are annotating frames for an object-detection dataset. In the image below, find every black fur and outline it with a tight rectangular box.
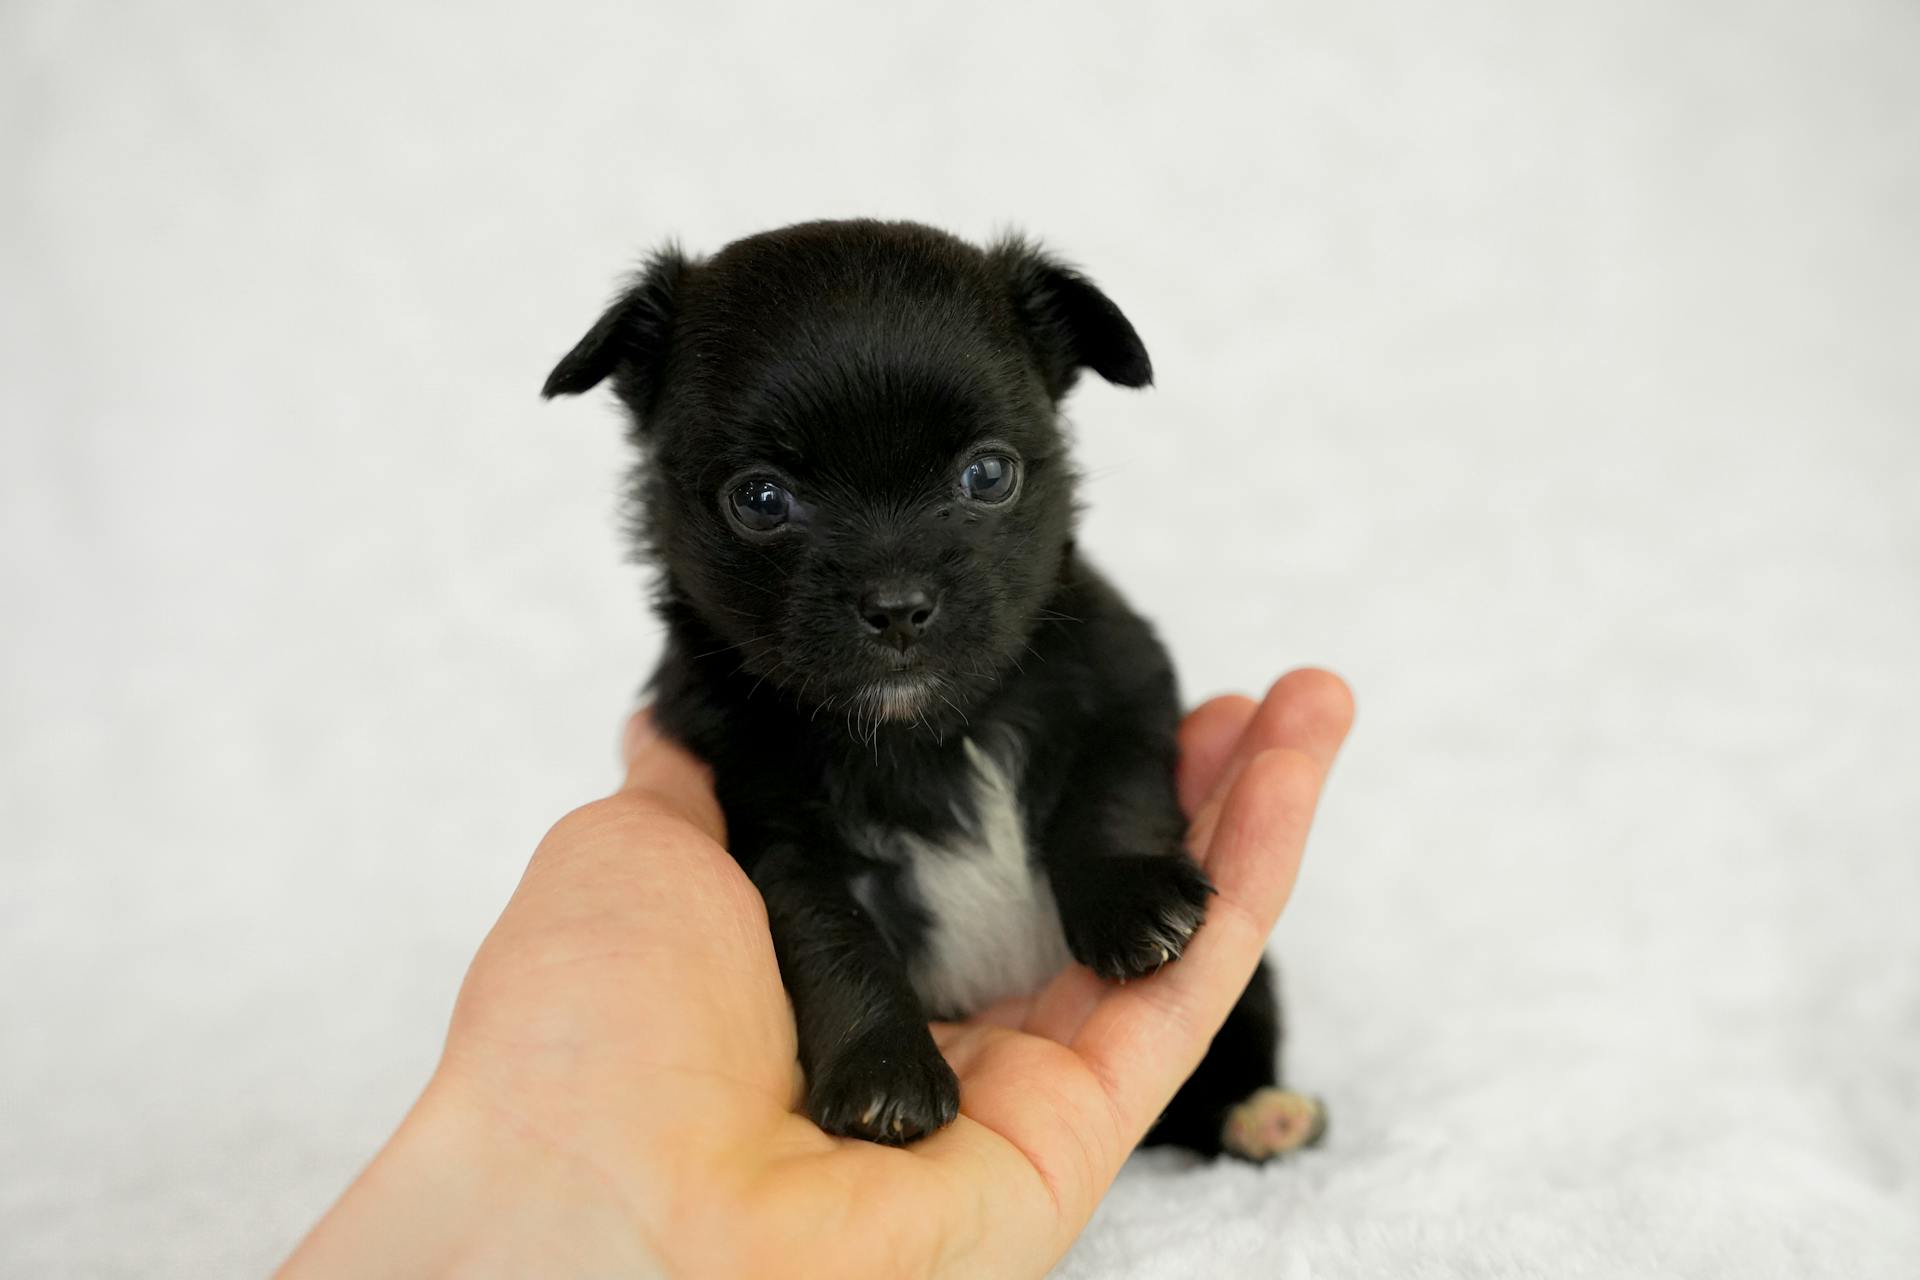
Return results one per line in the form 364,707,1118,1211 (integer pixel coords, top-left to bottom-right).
546,219,1288,1151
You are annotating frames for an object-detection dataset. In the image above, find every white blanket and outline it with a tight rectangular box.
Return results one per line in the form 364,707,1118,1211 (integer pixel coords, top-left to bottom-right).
4,2,1916,1274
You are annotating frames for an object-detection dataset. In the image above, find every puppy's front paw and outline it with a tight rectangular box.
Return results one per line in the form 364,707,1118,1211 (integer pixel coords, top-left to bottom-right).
806,1025,960,1146
1062,853,1213,981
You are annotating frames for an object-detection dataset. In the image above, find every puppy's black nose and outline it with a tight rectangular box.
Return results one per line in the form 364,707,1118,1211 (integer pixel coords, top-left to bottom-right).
858,584,938,650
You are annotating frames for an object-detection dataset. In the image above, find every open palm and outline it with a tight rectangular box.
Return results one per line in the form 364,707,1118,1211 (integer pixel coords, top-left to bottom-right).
285,670,1351,1280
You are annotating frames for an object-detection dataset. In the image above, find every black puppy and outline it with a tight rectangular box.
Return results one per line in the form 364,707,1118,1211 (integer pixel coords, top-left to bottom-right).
544,219,1323,1159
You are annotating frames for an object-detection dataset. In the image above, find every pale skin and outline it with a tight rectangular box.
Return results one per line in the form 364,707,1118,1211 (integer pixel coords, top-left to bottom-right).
281,668,1354,1279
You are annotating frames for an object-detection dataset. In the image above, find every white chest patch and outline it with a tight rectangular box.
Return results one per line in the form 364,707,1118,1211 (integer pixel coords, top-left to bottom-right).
860,739,1071,1017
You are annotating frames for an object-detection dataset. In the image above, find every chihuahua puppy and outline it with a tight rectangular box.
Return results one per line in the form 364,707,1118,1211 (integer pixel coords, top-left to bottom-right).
543,220,1322,1159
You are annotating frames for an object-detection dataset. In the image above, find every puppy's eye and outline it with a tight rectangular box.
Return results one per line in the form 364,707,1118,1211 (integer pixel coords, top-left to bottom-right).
726,478,795,533
960,454,1019,504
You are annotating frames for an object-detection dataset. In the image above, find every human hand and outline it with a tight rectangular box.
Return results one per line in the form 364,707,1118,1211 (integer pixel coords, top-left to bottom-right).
281,669,1353,1279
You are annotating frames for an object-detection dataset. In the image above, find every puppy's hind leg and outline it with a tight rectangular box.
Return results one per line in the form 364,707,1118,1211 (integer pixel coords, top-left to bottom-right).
1143,958,1327,1160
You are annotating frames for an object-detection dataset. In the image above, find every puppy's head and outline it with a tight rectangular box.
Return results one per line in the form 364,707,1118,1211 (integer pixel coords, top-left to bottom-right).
544,219,1150,732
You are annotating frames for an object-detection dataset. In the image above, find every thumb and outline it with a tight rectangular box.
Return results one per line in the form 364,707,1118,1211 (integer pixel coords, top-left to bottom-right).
619,710,727,844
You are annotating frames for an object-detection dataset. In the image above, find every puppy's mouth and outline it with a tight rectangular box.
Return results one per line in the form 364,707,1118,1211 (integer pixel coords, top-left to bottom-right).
860,672,945,724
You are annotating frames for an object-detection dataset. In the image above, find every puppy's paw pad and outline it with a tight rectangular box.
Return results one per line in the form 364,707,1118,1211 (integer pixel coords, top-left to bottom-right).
807,1034,960,1146
1221,1088,1327,1162
1065,854,1213,981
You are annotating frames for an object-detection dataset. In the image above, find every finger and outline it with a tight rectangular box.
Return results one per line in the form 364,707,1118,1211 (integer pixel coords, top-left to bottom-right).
618,709,726,843
1187,668,1353,863
1253,667,1354,771
1072,673,1352,1144
1175,694,1259,816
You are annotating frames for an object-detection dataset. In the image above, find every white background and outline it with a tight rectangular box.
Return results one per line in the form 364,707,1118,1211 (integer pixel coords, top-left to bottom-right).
4,2,1918,1275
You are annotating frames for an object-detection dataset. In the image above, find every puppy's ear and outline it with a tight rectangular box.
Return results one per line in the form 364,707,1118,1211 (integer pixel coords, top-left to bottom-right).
541,248,688,411
994,237,1152,399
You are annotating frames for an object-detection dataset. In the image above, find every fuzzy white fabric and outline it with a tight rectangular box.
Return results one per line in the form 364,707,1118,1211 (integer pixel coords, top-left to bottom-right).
4,2,1917,1276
